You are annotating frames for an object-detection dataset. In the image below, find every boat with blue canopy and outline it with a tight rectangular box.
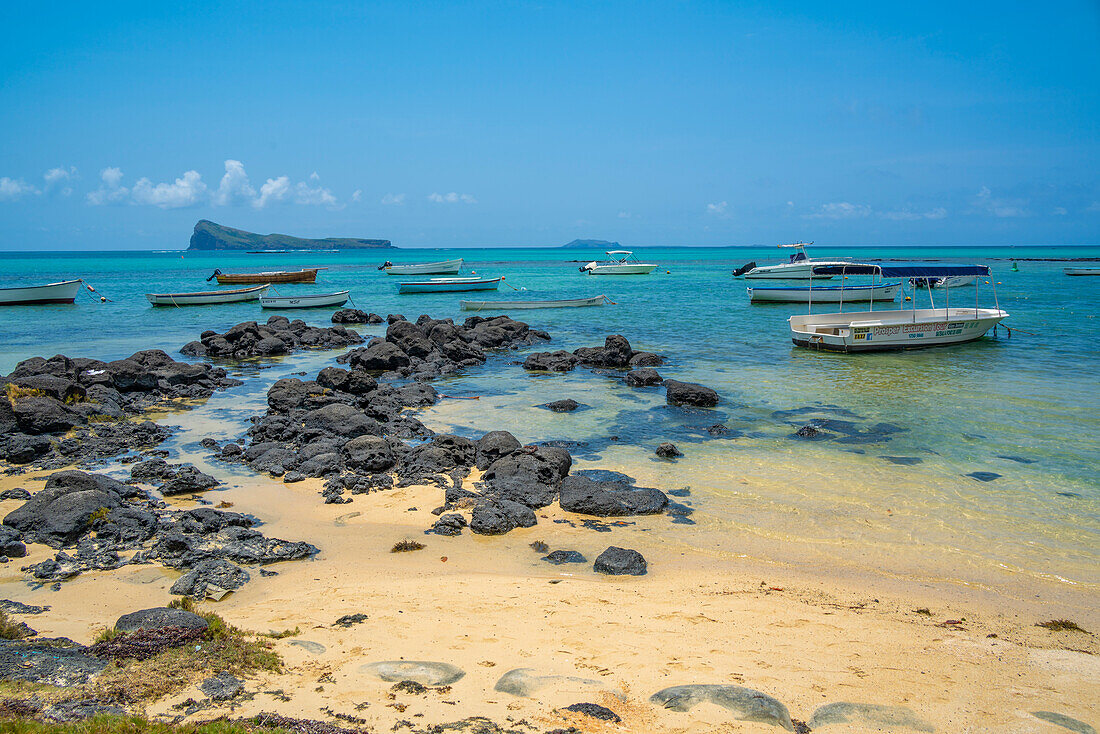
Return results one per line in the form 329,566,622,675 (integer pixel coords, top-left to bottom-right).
788,263,1008,352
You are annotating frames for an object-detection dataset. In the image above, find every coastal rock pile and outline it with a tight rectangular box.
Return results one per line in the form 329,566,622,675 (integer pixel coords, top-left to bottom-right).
331,309,384,324
1,470,316,593
180,316,364,359
523,334,663,373
336,314,549,381
1,350,240,468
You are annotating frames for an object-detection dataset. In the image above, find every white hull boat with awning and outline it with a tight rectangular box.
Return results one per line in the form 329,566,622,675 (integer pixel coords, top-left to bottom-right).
0,279,83,305
748,282,901,303
146,284,270,306
739,242,851,280
461,295,610,311
789,264,1008,352
580,251,657,275
260,290,350,309
381,258,463,275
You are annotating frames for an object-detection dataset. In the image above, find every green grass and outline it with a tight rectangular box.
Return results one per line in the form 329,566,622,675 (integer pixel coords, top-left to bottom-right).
0,613,32,641
260,627,300,639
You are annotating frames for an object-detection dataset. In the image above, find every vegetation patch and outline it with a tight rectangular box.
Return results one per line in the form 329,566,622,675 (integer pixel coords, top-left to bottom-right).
390,540,425,553
0,613,36,641
0,716,298,733
1037,619,1090,633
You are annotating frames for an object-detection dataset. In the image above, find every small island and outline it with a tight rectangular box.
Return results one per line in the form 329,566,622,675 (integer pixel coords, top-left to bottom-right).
562,238,621,248
187,220,393,251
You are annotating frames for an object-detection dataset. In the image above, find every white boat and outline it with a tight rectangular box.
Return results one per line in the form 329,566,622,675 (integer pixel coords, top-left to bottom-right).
398,276,502,294
789,264,1007,352
260,290,350,309
0,279,82,306
146,284,270,306
748,282,901,303
1065,268,1100,276
381,258,463,275
740,242,852,280
461,295,610,311
909,275,977,288
579,251,657,275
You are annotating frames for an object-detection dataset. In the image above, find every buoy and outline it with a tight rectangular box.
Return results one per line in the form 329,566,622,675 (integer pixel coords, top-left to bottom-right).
905,296,912,301
1011,261,1019,271
666,270,671,274
100,296,106,302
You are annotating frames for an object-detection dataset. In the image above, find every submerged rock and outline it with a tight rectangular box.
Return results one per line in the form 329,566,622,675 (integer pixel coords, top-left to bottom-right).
541,550,586,565
656,442,682,459
651,684,794,730
665,380,720,407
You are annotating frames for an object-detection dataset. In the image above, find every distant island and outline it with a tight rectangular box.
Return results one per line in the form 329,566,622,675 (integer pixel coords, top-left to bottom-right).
562,239,620,248
187,220,393,251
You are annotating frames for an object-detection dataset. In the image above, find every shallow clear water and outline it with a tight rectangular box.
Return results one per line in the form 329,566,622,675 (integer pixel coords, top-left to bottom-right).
1,245,1098,610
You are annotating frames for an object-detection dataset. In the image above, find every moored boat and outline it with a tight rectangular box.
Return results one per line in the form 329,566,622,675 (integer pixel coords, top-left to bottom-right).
398,276,502,294
461,295,610,310
0,279,83,306
748,281,901,303
788,264,1007,352
579,251,657,275
146,284,270,306
739,242,851,280
260,290,350,309
209,268,321,284
380,258,463,275
1065,268,1100,276
909,275,977,288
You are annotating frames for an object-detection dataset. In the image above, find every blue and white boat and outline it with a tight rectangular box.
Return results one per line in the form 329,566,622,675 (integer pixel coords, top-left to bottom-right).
397,276,503,294
748,281,901,303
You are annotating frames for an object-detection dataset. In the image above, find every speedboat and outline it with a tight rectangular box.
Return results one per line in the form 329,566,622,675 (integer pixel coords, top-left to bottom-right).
398,276,502,294
0,279,83,305
579,251,657,275
146,284,270,306
260,290,350,309
748,281,901,304
739,242,852,280
788,264,1007,352
380,258,463,276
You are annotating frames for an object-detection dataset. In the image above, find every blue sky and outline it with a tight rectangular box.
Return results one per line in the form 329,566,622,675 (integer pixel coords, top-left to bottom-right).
1,0,1098,249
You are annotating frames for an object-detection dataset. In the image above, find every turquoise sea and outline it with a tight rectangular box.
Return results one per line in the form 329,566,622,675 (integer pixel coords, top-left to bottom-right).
1,245,1098,614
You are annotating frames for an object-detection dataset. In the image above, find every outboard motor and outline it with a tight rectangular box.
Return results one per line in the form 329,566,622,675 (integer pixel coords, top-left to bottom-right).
731,261,756,277
206,269,222,282
579,262,597,273
377,261,393,271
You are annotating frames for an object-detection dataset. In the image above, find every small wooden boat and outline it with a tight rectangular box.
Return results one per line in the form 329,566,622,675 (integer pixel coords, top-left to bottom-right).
146,284,270,306
461,295,610,311
579,251,657,275
749,282,901,303
0,279,82,306
209,268,321,284
789,264,1007,352
260,290,350,309
398,276,502,294
381,258,463,275
1065,268,1100,276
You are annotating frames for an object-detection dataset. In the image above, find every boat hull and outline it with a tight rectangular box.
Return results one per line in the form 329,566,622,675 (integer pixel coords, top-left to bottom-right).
749,282,901,303
398,277,502,294
461,295,608,310
1065,268,1100,276
260,291,350,309
384,258,464,275
215,269,319,284
583,264,657,275
743,263,840,280
789,308,1008,352
147,284,270,306
0,279,82,306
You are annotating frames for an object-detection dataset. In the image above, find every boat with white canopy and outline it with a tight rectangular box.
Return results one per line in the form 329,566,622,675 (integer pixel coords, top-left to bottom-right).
579,251,657,275
380,258,463,275
748,281,901,303
788,263,1007,352
461,295,610,311
738,242,852,280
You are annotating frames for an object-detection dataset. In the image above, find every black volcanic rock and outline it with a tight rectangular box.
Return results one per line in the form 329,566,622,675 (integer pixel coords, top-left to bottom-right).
187,220,393,251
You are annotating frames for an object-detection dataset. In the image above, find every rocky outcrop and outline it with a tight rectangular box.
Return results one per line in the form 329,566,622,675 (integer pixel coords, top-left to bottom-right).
331,309,384,325
180,316,363,359
524,334,661,373
664,379,720,407
593,546,647,576
187,219,392,251
559,475,668,517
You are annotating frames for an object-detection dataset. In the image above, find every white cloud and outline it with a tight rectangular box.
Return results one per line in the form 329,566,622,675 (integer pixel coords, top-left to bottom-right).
255,176,291,209
879,207,947,221
0,177,39,201
1052,206,1068,216
292,180,339,208
428,192,476,204
973,186,1028,218
805,202,872,219
43,166,77,196
131,170,208,209
309,172,320,181
86,167,129,205
706,201,729,217
617,210,632,219
1087,201,1100,213
351,189,362,202
213,159,256,206
381,193,406,205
